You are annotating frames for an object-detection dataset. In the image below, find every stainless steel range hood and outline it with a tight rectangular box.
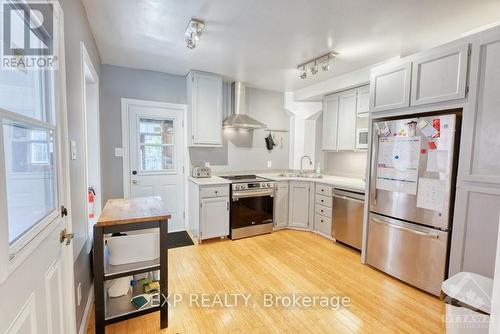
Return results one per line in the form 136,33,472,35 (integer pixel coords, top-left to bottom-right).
223,82,266,129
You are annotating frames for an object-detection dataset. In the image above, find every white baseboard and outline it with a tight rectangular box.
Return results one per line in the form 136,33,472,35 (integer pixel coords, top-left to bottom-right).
78,283,94,334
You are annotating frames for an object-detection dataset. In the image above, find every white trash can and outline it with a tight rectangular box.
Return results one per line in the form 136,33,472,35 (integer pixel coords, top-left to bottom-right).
441,272,493,334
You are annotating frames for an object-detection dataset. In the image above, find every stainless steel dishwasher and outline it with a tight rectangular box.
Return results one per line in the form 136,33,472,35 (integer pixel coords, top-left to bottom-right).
332,188,365,250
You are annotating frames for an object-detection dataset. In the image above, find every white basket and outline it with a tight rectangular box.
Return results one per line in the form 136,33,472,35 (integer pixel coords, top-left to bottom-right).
106,230,160,266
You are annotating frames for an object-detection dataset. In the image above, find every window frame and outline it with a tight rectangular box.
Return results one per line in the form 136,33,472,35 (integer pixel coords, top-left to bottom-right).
0,0,64,272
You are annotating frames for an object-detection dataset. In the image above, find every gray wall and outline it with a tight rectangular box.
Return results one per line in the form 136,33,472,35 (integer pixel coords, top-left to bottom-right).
100,64,186,202
190,87,290,172
59,0,101,331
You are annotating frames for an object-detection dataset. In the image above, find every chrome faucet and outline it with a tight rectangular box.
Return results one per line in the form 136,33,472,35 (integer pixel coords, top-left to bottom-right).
300,155,313,175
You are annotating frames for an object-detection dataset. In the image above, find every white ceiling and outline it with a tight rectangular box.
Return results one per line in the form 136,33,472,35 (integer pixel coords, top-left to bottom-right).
82,0,500,92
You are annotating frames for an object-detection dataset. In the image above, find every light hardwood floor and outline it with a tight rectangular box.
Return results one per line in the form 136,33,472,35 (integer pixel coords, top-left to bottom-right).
87,230,445,333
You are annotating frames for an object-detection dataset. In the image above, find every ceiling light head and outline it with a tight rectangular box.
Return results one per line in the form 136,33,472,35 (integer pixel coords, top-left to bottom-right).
300,66,307,79
310,61,318,75
186,36,196,49
185,18,205,49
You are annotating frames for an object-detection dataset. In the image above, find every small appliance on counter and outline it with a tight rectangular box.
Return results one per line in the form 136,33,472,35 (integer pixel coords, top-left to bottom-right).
192,166,212,178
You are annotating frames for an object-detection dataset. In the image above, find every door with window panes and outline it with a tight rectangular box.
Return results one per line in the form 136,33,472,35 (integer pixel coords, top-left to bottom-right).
125,100,185,232
0,3,75,334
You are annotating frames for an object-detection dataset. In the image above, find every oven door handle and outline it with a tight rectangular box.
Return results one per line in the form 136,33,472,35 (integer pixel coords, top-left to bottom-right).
232,189,274,200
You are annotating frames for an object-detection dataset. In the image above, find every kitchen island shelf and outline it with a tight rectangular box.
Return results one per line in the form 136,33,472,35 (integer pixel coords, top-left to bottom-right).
104,257,161,281
105,277,161,324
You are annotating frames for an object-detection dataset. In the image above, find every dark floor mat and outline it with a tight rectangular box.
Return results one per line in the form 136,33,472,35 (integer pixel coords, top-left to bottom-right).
167,231,194,249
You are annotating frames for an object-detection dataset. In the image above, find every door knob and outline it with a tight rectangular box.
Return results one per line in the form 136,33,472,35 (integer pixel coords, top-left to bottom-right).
59,228,74,245
132,170,137,175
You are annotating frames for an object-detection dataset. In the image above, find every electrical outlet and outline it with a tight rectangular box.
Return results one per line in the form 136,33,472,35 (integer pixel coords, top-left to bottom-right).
204,162,210,167
77,282,82,306
267,161,272,168
114,147,123,157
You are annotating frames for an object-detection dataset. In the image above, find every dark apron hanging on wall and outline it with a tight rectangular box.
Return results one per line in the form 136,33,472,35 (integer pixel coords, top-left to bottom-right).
265,133,276,150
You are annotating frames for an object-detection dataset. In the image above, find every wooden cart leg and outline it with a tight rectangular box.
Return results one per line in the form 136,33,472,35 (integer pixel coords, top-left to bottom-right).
160,219,168,329
93,226,105,334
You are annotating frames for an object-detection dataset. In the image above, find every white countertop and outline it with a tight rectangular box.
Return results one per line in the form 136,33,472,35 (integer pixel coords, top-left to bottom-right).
187,176,232,186
257,173,366,192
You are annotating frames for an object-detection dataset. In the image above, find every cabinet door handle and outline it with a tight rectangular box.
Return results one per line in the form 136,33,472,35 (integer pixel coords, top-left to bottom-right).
226,202,229,211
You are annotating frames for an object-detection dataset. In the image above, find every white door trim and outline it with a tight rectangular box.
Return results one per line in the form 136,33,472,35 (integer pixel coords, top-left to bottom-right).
121,98,187,198
80,41,100,254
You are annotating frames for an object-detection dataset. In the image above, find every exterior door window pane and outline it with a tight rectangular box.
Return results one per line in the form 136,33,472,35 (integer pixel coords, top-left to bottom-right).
0,10,54,124
139,118,174,172
3,123,57,244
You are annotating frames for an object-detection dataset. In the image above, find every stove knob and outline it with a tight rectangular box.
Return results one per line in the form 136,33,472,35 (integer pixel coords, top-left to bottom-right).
267,183,271,187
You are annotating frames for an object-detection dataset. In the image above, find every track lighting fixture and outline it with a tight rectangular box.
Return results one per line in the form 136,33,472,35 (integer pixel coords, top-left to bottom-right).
297,52,337,79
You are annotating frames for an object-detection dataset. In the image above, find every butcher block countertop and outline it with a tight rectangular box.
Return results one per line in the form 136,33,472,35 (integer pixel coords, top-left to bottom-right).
96,196,171,227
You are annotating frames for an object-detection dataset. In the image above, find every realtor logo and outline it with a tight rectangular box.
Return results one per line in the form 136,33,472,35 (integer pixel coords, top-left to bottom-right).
2,0,58,69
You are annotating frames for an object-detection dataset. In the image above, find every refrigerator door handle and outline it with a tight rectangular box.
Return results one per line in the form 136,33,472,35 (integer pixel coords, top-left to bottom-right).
370,129,379,207
371,217,440,239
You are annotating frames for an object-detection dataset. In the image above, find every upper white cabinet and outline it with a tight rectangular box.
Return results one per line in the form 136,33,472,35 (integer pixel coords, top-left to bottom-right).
337,90,357,151
288,181,310,228
186,71,223,147
274,182,289,229
322,85,368,151
411,45,469,106
461,34,500,185
356,85,370,115
322,94,339,151
370,44,471,112
369,61,412,112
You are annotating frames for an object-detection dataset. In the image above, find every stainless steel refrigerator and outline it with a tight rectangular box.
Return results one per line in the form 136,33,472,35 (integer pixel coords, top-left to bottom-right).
367,112,460,296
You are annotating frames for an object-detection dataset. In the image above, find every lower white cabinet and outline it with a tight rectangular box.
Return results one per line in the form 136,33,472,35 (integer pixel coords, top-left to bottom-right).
201,197,229,239
288,181,311,228
449,186,500,278
187,180,229,242
313,183,333,238
314,214,331,236
274,182,289,228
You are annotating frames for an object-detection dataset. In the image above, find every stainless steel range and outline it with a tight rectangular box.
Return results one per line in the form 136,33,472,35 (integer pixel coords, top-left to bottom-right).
220,175,275,240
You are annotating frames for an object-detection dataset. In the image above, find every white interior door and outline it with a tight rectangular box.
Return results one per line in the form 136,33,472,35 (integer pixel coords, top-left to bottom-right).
123,99,185,232
0,3,75,334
